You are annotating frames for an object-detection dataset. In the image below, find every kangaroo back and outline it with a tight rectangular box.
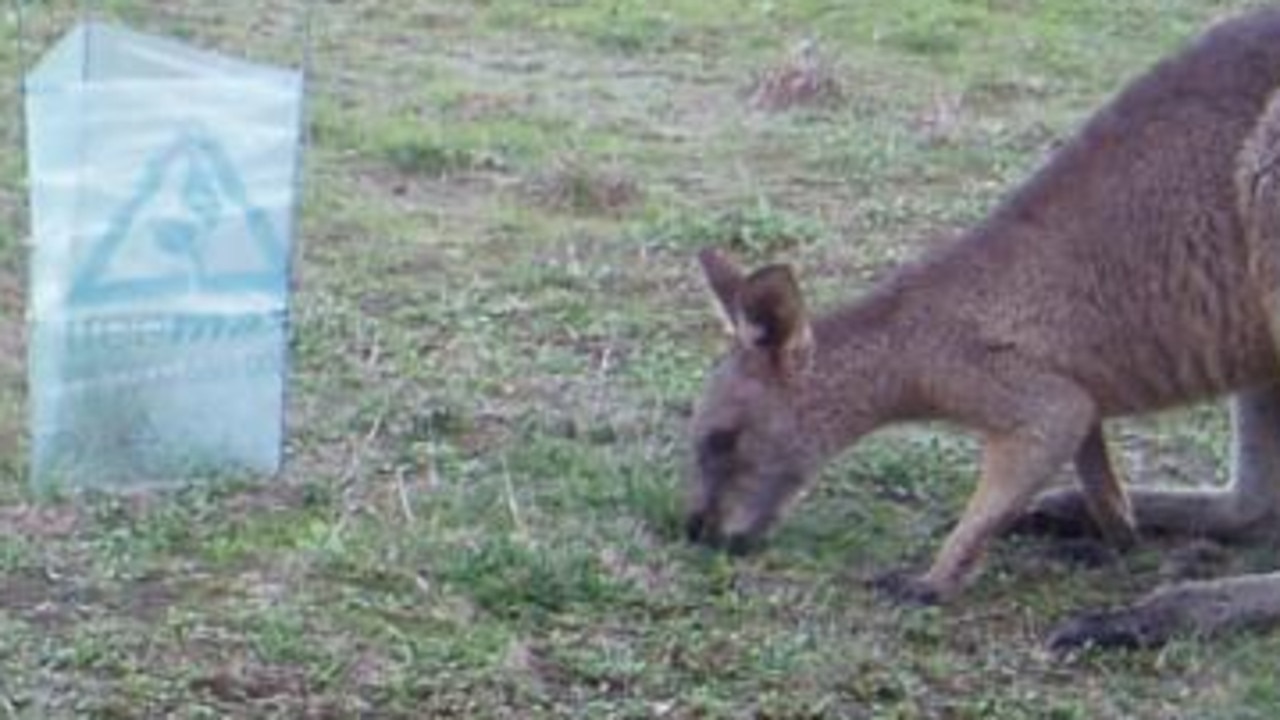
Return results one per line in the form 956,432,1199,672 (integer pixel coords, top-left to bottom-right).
907,7,1280,416
1240,81,1280,339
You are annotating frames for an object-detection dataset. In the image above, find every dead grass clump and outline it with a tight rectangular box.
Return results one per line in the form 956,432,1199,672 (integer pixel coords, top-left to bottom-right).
913,89,966,146
525,157,643,217
449,91,530,122
747,39,845,112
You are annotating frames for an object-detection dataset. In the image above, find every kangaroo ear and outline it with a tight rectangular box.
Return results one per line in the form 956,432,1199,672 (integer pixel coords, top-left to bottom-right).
737,264,813,372
698,248,746,337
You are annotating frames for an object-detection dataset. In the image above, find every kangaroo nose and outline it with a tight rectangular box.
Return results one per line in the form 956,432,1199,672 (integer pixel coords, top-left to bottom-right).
686,510,734,550
685,510,713,544
686,511,763,556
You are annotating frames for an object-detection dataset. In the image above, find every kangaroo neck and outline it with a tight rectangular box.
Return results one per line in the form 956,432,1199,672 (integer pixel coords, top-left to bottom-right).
798,277,926,457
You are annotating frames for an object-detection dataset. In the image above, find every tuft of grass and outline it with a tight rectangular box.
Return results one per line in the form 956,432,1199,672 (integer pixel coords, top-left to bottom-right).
433,534,639,622
634,200,828,257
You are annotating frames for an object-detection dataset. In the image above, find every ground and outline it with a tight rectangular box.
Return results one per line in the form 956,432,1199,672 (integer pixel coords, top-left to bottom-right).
0,0,1277,717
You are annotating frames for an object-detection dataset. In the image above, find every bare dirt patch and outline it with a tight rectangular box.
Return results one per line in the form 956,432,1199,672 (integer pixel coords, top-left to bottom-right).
0,502,81,539
0,566,187,631
0,570,88,630
190,661,349,718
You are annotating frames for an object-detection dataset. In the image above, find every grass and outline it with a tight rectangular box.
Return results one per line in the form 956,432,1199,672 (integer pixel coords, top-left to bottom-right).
0,0,1276,717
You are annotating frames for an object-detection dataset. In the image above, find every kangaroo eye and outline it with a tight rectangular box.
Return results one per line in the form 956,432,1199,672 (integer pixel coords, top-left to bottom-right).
702,428,740,456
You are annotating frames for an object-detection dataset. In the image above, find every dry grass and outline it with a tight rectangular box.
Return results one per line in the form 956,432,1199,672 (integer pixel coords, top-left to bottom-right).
746,39,845,112
523,155,645,217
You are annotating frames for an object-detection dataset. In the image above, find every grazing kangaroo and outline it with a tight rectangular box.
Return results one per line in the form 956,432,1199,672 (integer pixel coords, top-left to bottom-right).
684,6,1280,650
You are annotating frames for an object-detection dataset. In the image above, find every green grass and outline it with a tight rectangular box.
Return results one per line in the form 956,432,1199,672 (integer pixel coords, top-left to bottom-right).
0,0,1276,716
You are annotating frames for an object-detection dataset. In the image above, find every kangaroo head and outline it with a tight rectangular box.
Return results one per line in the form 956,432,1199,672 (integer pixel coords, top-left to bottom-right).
685,248,824,555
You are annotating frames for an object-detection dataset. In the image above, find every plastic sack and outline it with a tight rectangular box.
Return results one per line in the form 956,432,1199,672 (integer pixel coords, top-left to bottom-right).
24,22,305,488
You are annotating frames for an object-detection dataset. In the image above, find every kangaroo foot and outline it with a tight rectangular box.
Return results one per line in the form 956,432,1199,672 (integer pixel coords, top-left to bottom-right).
1047,607,1167,652
1047,571,1280,652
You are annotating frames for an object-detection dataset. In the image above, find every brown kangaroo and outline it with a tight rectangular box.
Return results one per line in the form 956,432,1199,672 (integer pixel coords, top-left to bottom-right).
684,5,1280,650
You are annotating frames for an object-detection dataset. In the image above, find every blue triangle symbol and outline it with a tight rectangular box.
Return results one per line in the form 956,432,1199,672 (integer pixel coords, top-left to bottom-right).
68,127,288,306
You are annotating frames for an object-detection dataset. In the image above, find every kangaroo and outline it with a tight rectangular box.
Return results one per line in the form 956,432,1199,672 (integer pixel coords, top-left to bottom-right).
683,5,1280,650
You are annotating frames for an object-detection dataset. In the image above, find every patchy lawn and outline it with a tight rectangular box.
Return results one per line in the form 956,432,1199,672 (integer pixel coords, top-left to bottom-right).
0,0,1274,717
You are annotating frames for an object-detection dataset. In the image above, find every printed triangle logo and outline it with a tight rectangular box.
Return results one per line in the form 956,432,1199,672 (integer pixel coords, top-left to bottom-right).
68,127,288,306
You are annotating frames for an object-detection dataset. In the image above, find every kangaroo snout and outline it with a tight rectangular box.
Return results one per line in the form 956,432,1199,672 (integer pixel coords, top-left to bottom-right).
683,508,712,544
684,508,764,557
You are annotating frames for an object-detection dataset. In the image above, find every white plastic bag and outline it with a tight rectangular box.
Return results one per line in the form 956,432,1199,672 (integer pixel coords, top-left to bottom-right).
25,22,305,488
